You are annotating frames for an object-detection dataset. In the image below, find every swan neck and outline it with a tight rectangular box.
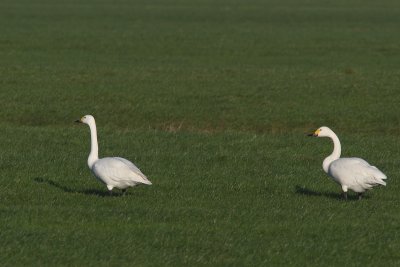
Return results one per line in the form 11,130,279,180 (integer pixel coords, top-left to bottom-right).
322,132,341,173
88,120,99,169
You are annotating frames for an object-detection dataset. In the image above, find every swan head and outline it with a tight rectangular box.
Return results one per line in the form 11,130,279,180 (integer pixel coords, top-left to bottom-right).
75,115,95,125
308,126,333,138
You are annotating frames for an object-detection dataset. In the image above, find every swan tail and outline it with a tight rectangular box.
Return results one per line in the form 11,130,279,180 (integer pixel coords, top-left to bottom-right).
371,166,387,186
140,179,152,185
352,164,387,188
373,177,386,186
367,166,387,186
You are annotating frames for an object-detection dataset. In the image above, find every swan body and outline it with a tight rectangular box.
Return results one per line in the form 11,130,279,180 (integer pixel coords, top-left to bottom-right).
76,115,151,193
309,126,386,199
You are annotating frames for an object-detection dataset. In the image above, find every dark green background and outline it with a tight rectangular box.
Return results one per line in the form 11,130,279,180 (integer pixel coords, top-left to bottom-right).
0,0,399,266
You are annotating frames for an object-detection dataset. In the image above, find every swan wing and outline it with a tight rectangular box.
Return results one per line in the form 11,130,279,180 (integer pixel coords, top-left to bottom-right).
348,157,387,183
113,157,143,174
92,157,152,186
330,158,387,190
113,157,152,184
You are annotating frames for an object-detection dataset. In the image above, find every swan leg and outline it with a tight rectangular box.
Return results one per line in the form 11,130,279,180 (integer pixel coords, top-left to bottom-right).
358,193,363,200
122,189,127,196
107,185,113,196
341,185,348,200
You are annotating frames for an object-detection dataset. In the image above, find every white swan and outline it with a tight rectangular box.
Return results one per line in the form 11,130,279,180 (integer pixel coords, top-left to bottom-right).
75,115,152,195
308,126,386,200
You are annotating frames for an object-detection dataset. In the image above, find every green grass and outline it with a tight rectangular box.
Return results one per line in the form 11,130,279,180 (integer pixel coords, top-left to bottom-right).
1,0,400,266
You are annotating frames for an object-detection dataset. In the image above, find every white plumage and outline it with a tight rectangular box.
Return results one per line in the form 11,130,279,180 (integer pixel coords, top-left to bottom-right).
308,126,386,200
76,115,151,194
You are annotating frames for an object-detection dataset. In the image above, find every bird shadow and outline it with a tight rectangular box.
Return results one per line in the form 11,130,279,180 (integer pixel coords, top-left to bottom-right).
33,177,125,197
294,185,367,201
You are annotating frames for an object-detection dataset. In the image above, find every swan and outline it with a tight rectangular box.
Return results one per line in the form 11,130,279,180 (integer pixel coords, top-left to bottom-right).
308,126,386,200
75,115,152,195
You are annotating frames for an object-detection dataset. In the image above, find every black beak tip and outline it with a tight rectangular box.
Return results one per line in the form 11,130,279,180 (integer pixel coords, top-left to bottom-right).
307,133,314,137
75,120,81,123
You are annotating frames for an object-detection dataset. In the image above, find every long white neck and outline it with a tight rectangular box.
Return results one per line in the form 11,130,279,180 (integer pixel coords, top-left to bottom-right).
87,120,99,169
322,131,341,173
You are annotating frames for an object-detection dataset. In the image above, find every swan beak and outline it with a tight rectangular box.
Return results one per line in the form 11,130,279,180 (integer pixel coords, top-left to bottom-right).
307,129,320,137
75,119,82,123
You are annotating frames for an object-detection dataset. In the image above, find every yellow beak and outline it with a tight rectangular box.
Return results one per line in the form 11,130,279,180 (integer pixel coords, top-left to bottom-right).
307,128,320,137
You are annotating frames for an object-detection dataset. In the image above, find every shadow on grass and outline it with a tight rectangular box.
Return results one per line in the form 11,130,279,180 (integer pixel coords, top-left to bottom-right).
295,185,366,201
34,177,124,197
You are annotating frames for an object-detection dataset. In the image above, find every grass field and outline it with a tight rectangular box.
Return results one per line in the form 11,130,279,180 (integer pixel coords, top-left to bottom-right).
1,0,400,266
